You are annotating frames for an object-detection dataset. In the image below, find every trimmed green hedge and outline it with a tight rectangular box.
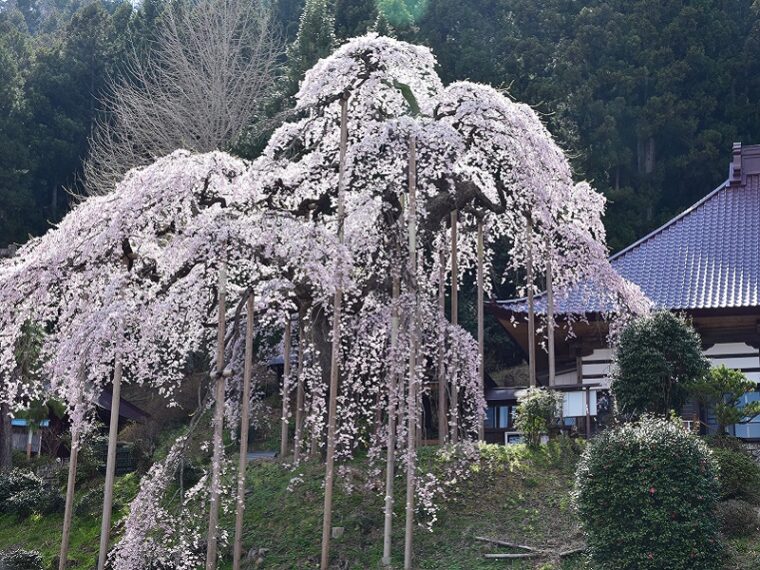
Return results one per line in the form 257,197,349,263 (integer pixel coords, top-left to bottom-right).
574,417,722,569
711,447,760,502
612,312,708,416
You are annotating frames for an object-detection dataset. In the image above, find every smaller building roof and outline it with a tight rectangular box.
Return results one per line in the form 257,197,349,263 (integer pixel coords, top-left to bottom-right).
497,143,760,315
97,387,150,422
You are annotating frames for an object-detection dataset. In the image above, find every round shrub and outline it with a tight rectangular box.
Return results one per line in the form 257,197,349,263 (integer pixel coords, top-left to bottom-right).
0,468,63,519
0,468,41,506
712,447,760,502
513,388,563,447
715,499,759,538
574,417,722,570
612,312,709,416
0,548,44,570
5,484,64,519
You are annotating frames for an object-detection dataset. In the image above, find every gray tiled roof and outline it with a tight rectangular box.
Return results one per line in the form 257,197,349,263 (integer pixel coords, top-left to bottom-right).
497,143,760,314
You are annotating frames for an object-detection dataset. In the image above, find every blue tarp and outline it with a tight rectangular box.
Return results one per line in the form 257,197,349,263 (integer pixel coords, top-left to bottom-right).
10,418,50,428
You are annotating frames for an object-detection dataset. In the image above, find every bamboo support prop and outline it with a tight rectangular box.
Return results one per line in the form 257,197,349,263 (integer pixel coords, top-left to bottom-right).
205,263,227,570
437,245,447,445
450,209,459,441
546,240,555,387
96,335,123,570
280,319,292,458
403,135,418,570
58,423,80,570
475,536,585,560
59,379,85,570
381,273,400,567
526,220,536,388
293,315,306,464
477,218,485,441
25,426,33,460
309,320,320,459
232,292,255,570
320,93,349,570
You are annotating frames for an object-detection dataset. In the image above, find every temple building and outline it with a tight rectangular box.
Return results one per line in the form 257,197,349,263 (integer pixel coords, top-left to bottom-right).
487,142,760,442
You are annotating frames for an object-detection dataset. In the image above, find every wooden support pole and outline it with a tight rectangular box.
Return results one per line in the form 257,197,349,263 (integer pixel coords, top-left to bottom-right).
26,426,33,460
437,246,447,445
382,273,400,567
293,315,306,465
477,218,485,441
97,343,123,570
404,135,418,570
404,338,419,570
320,93,349,570
205,263,227,570
309,318,320,460
451,211,458,328
450,210,459,441
280,319,292,458
58,427,80,570
232,292,255,570
546,246,555,388
526,220,536,388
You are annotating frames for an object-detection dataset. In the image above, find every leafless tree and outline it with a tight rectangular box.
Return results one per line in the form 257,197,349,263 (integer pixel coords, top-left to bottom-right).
83,0,283,195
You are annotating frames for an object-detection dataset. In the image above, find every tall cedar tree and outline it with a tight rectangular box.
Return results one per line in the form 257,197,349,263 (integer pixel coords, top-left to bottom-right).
286,0,336,95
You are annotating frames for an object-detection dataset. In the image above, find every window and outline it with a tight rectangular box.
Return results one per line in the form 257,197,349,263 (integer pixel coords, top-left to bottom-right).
730,390,760,438
485,406,496,428
498,406,511,429
562,390,597,417
485,405,512,429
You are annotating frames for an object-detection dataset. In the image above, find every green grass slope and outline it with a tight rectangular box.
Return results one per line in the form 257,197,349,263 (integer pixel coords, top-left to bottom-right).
2,440,759,569
218,441,586,569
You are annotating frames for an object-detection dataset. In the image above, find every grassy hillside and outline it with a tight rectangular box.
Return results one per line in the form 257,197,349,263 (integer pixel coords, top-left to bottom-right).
219,441,586,570
0,472,139,569
1,439,759,569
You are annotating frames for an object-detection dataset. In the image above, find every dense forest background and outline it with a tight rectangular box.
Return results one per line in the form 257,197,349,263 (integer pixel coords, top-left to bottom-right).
1,0,759,253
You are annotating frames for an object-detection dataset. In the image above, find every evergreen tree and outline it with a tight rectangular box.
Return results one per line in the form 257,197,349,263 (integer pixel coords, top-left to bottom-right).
373,9,393,37
557,0,759,249
286,0,335,95
276,0,305,40
24,1,130,219
0,8,35,246
334,0,375,39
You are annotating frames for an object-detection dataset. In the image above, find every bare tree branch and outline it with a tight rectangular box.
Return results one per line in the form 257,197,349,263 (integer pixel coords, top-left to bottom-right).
83,0,284,196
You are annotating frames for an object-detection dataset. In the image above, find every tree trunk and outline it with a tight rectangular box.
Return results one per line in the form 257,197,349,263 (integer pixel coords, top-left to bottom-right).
293,315,306,465
382,273,400,567
233,292,255,570
97,346,123,570
403,135,418,570
0,401,11,472
280,319,292,458
320,94,349,570
205,263,227,570
477,218,485,441
526,221,536,388
450,210,459,441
